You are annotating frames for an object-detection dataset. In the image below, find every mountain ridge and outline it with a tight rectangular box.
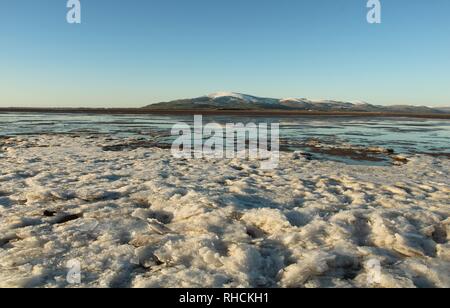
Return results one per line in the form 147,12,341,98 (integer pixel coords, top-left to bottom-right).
143,92,449,114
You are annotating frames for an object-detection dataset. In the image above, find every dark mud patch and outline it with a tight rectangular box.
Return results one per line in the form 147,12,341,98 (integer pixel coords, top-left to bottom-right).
102,140,172,151
432,225,448,244
246,225,267,239
310,147,387,162
54,213,83,225
292,152,313,161
148,210,173,225
420,152,450,159
0,235,20,248
286,138,407,166
306,139,394,162
43,210,57,217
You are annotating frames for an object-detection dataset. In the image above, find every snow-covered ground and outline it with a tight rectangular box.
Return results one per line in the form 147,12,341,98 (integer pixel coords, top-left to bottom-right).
0,135,449,288
207,92,261,103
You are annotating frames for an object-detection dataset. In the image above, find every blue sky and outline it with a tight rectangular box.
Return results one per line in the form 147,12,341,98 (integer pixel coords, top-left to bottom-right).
0,0,449,107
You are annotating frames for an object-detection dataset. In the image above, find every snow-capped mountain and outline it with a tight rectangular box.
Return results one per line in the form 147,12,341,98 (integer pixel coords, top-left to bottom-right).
144,92,449,114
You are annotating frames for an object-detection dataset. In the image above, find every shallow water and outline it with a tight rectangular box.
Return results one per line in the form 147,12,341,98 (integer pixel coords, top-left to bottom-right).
0,113,449,156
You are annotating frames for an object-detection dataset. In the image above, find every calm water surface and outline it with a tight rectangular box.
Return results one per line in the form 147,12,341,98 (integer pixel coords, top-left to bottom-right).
0,113,449,155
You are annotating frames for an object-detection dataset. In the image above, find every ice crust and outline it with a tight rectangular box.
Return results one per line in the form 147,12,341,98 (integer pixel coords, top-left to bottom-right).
0,135,449,288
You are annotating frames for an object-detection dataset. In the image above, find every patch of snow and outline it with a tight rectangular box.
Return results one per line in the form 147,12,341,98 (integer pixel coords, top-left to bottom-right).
280,98,303,103
207,92,260,103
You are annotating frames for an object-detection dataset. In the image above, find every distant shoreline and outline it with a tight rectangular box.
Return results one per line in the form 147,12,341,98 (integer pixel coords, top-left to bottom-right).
1,108,449,119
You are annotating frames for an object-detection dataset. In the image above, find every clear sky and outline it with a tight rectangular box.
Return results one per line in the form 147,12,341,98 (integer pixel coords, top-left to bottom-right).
1,0,449,107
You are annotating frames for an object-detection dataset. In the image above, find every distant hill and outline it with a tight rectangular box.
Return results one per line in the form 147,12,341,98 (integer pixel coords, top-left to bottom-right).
144,92,449,114
436,107,450,113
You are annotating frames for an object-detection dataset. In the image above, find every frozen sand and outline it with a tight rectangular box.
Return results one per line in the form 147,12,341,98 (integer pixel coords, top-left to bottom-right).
0,135,449,288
